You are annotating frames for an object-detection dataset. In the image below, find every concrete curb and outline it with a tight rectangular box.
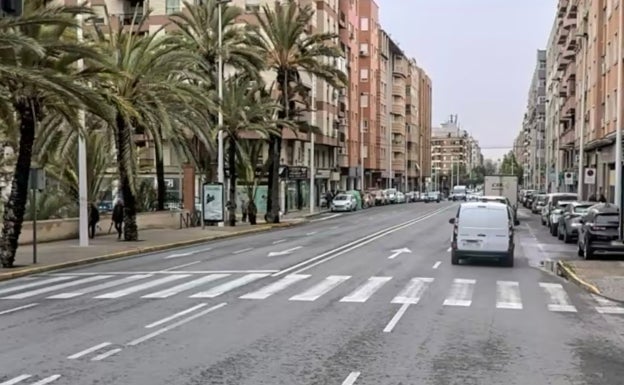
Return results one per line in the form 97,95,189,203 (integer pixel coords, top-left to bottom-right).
0,221,299,282
557,260,601,295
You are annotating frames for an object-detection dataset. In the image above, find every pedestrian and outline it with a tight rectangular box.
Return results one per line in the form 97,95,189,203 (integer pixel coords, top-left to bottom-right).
88,203,100,239
599,193,607,203
241,199,248,222
588,193,597,202
112,199,124,240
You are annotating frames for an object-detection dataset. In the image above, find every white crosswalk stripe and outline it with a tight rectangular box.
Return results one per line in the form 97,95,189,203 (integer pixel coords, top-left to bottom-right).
190,273,269,298
0,375,31,385
2,275,112,300
94,275,190,299
142,274,230,298
443,278,476,307
290,275,351,302
496,281,523,309
240,274,310,300
0,273,619,316
539,282,577,312
391,277,434,304
48,274,152,299
341,276,392,303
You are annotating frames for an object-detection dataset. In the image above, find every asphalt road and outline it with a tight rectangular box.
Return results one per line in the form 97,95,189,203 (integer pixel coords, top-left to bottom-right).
1,201,624,385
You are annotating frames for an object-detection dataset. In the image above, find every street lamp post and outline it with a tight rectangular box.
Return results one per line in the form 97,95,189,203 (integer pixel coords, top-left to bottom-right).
577,31,589,200
309,75,316,214
216,0,231,227
360,92,366,190
77,13,88,247
616,2,624,240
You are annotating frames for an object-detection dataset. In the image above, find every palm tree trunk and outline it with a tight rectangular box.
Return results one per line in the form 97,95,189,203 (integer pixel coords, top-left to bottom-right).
154,139,166,211
228,135,237,226
266,135,281,223
115,114,139,241
0,100,37,268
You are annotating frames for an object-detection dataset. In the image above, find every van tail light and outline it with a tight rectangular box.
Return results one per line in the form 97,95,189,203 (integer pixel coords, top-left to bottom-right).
451,223,458,249
591,226,606,231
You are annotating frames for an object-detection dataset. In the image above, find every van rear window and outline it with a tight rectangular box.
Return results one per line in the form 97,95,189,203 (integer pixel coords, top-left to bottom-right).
459,207,508,228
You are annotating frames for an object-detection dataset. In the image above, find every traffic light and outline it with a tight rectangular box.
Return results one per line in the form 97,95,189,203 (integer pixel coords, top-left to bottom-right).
1,0,23,16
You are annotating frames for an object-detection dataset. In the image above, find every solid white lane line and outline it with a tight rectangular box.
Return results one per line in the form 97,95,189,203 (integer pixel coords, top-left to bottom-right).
240,274,310,300
94,275,190,299
145,304,208,329
432,261,441,269
391,277,434,304
190,274,269,298
539,282,577,312
341,371,361,385
0,303,38,315
284,207,452,275
383,303,410,333
63,270,279,275
289,275,351,302
128,302,226,346
496,281,523,310
67,342,112,359
272,239,286,244
2,275,112,299
0,375,31,385
233,248,252,254
443,278,476,307
160,261,200,271
91,348,122,361
310,213,341,222
142,274,230,299
0,276,74,296
592,294,624,314
48,274,152,299
340,277,392,303
306,231,318,236
31,375,62,385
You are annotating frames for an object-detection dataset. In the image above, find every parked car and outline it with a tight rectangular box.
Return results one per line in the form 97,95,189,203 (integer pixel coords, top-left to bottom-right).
330,194,357,212
423,191,441,203
531,194,547,214
577,203,624,259
556,201,594,243
548,200,576,236
541,193,577,226
385,188,398,204
396,191,407,203
448,201,515,267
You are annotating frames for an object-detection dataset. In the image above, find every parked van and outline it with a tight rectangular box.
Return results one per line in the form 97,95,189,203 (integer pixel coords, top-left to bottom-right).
449,202,515,267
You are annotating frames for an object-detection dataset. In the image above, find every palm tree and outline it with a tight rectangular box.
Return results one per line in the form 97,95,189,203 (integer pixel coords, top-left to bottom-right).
89,11,211,241
220,77,282,225
252,0,347,223
168,0,265,182
235,139,268,225
0,1,113,267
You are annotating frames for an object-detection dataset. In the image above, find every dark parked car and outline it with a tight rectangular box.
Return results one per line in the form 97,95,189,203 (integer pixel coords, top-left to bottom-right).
556,201,594,243
577,203,624,259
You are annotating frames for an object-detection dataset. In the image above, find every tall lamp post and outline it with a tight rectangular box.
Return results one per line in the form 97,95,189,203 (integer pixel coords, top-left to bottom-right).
77,13,88,247
216,0,231,227
616,2,623,240
360,92,367,190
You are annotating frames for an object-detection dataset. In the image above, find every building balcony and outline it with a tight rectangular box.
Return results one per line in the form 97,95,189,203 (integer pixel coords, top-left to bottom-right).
566,2,577,19
392,142,405,152
392,121,405,134
392,84,406,97
558,0,569,17
557,27,568,44
565,32,577,51
392,159,406,171
561,96,576,118
562,14,576,30
562,47,575,61
391,103,406,116
563,62,576,82
393,61,408,78
338,153,349,168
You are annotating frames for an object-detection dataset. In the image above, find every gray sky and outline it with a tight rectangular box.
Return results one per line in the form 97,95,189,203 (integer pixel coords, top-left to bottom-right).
376,0,557,161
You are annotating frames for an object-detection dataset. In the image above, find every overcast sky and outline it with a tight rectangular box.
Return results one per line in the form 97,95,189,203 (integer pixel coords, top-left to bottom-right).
375,0,557,161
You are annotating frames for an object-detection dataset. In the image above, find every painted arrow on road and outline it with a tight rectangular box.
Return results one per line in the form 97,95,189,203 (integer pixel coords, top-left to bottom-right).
387,248,412,259
268,246,303,257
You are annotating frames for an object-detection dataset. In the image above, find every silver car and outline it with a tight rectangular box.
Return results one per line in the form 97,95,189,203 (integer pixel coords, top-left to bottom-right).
330,194,356,212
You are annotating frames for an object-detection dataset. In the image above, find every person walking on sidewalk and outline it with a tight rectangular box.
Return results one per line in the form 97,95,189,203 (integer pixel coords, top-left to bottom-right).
88,203,100,239
112,200,124,239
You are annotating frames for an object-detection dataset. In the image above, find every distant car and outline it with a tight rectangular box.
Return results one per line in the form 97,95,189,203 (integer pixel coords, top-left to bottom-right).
449,201,515,267
423,191,441,203
557,201,594,243
330,194,357,212
548,200,576,236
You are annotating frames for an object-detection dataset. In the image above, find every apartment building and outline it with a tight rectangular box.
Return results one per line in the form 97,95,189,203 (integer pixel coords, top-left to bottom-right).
545,16,562,192
431,116,482,192
521,50,547,190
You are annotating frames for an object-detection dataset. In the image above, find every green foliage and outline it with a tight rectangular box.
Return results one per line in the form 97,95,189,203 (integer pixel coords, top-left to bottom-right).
500,152,523,181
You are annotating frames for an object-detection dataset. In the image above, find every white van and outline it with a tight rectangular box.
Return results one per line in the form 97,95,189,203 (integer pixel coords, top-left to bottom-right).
449,202,515,267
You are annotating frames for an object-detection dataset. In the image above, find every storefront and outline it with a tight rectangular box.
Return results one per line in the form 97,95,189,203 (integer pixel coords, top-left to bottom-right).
284,166,309,213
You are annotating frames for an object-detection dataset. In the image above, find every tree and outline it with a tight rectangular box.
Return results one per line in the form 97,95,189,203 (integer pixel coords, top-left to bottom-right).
235,139,268,225
253,0,347,223
220,78,281,226
501,152,523,181
90,10,210,241
0,1,113,267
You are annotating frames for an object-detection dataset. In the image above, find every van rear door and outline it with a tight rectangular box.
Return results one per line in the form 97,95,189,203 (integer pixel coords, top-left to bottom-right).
457,206,510,253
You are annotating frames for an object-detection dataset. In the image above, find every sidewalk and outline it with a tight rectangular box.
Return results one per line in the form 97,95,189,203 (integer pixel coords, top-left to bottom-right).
558,260,624,302
0,209,326,281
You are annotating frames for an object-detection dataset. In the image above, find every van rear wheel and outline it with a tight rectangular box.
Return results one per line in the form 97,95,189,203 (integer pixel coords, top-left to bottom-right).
502,251,514,267
451,251,459,265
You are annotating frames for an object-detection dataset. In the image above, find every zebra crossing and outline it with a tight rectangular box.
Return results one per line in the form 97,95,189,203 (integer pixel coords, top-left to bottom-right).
0,272,622,314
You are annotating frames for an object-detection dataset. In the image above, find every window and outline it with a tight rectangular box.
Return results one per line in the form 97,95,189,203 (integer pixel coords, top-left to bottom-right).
360,17,369,31
360,68,369,81
166,0,180,14
362,119,368,132
360,93,369,107
359,43,369,55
